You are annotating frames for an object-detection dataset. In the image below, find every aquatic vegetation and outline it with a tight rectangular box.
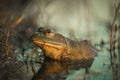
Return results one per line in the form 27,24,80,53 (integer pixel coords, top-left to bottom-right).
109,3,120,80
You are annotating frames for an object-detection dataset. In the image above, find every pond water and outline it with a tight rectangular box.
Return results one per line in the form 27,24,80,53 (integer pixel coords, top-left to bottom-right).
30,52,114,80
0,50,119,80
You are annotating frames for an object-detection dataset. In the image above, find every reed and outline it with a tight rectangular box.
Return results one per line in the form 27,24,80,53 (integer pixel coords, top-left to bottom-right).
109,2,120,80
109,2,120,64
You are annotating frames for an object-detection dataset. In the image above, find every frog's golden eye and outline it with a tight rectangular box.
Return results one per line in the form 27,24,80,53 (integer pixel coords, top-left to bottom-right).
45,31,55,38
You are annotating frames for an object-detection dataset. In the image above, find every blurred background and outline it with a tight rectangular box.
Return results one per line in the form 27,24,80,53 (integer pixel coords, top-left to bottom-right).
0,0,119,41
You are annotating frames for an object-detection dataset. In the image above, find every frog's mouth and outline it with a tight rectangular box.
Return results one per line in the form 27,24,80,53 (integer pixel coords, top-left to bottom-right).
33,39,65,49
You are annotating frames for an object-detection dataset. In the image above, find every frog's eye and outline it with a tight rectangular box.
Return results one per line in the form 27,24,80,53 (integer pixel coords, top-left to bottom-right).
45,30,54,37
46,29,51,33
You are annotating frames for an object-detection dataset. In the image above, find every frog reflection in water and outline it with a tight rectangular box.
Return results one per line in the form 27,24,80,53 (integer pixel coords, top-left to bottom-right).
32,59,94,80
31,27,99,61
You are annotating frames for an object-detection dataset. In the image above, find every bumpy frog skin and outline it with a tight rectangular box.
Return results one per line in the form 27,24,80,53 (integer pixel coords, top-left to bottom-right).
32,27,99,61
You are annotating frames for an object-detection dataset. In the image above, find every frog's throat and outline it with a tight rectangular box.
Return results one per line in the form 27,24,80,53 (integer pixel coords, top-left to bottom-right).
33,40,65,49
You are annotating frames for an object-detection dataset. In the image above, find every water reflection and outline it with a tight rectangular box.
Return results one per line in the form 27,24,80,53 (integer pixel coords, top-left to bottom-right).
32,59,94,80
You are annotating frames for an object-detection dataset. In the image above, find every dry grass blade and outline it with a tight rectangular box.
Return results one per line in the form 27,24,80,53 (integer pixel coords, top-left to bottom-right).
4,28,10,57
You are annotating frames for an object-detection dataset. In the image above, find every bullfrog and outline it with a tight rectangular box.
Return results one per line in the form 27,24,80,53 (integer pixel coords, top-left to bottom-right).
31,27,99,61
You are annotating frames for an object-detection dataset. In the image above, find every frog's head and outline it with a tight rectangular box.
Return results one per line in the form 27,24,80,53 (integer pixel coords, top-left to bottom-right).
32,27,67,48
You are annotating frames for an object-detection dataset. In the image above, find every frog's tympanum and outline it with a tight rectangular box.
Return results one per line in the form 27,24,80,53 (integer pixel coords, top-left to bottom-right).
32,27,99,61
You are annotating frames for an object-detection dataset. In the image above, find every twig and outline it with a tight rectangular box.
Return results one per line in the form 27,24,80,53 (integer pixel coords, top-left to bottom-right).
110,2,120,64
118,25,120,63
109,3,120,80
4,28,10,57
3,16,24,57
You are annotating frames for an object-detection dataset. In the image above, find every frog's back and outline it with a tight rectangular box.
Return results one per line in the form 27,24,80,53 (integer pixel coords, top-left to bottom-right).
63,39,99,60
